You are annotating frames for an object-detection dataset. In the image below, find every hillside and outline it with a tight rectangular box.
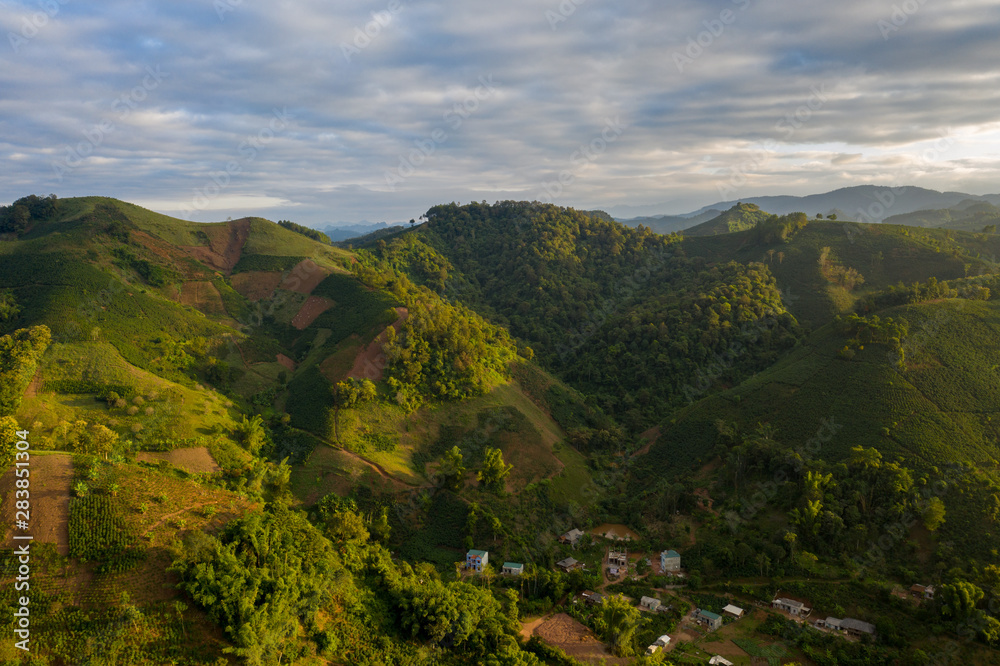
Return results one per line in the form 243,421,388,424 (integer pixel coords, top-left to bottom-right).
682,202,771,236
0,195,602,664
617,208,722,235
883,199,1000,232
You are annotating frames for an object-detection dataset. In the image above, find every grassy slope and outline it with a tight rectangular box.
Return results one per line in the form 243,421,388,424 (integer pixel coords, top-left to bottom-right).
639,298,1000,477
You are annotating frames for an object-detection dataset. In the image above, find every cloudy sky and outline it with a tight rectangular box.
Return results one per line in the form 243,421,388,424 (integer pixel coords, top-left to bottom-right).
2,0,1000,225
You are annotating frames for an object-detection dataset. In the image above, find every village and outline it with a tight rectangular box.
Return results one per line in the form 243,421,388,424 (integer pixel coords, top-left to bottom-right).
459,523,938,664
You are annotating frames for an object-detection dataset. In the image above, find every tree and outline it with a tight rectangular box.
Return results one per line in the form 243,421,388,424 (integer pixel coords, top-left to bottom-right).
592,593,643,657
438,445,466,492
0,416,21,467
331,378,376,443
939,581,983,620
234,414,267,455
922,496,946,531
0,290,19,323
477,447,513,491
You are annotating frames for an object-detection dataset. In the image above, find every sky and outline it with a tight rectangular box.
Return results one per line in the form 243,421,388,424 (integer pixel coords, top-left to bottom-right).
2,0,1000,226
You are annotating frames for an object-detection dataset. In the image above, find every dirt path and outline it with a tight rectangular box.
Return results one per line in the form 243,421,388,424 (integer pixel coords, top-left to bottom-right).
347,307,408,381
1,453,74,555
143,500,219,535
23,367,43,399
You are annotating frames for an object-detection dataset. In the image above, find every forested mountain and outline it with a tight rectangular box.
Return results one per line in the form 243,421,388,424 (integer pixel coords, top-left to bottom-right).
3,194,1000,664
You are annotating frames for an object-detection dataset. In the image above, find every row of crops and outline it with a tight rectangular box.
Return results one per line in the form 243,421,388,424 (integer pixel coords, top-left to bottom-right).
68,494,145,573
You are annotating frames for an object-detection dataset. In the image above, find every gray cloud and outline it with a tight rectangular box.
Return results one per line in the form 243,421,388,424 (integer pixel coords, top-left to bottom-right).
1,0,998,224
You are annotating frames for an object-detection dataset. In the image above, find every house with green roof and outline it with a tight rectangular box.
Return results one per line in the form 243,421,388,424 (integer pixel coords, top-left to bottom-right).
695,609,722,631
502,562,523,575
466,549,488,572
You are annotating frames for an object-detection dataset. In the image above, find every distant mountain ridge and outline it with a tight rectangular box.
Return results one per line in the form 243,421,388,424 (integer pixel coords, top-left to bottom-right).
617,185,1000,230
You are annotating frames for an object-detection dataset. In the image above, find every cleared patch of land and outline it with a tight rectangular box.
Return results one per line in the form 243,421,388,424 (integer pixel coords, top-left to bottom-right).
347,306,408,381
175,280,226,315
179,218,251,273
0,453,73,555
280,259,331,294
530,613,626,664
231,270,283,301
136,446,221,474
292,296,336,330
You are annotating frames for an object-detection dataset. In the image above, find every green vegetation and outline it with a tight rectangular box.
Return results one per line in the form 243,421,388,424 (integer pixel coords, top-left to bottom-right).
683,202,770,236
69,494,144,573
0,325,51,415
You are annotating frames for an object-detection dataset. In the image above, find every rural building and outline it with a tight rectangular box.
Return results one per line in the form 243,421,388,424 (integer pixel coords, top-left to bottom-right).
559,528,585,546
823,617,842,631
645,645,661,656
772,596,811,617
640,596,661,611
584,592,604,606
839,618,877,638
654,635,671,647
709,656,734,666
660,549,681,572
722,604,744,619
695,609,723,631
608,546,628,567
556,556,580,571
466,549,488,572
910,584,936,600
501,562,523,576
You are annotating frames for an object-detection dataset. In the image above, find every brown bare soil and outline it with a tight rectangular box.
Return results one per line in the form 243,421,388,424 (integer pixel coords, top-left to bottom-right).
0,453,73,555
179,218,251,273
131,230,216,280
276,353,296,371
591,523,640,541
136,447,221,474
347,307,408,381
530,613,626,664
292,296,335,330
231,270,283,301
175,280,226,315
280,259,331,295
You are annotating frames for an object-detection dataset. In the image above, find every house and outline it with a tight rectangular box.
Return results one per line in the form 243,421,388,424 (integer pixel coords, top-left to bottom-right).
645,645,661,656
708,657,734,666
608,546,628,567
695,609,723,631
640,596,661,612
556,556,580,571
839,618,877,638
910,584,936,600
722,604,744,619
654,635,671,647
772,596,811,617
824,617,842,631
466,549,488,572
559,528,585,546
502,562,523,576
660,549,681,572
584,592,604,606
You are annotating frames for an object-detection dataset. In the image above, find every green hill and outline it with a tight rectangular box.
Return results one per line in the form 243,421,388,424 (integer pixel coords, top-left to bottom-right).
682,202,771,236
883,199,1000,232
